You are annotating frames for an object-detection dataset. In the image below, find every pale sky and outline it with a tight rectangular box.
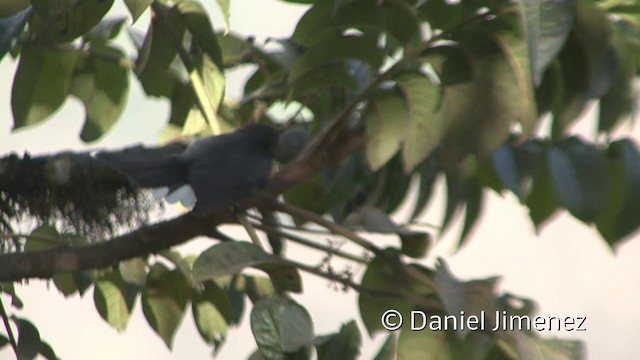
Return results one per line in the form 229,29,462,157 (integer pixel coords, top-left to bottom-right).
1,1,640,359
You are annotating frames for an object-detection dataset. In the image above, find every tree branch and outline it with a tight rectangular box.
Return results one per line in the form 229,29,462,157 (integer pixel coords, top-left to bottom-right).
0,211,233,282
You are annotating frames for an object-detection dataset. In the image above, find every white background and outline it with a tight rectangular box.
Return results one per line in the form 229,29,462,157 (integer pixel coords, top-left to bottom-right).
1,1,640,359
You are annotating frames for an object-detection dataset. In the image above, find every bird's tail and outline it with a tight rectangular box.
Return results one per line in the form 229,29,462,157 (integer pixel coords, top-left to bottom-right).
97,152,187,189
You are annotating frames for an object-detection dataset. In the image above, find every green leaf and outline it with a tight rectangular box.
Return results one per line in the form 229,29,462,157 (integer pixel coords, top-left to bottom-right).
244,275,276,303
172,0,224,70
118,257,148,287
548,137,611,222
93,270,137,332
13,316,41,360
193,242,302,293
215,0,231,33
459,176,483,248
31,0,114,44
251,297,314,357
141,263,190,349
359,255,434,336
38,340,59,360
52,272,77,297
492,32,538,138
284,175,327,217
364,90,407,171
410,157,439,220
84,16,127,43
435,259,499,339
440,31,523,164
394,73,442,173
598,26,636,133
525,144,560,229
397,327,451,360
518,0,575,84
191,280,232,344
597,139,640,245
491,145,524,200
70,44,129,142
124,0,151,23
217,32,251,67
25,225,62,251
315,320,361,360
11,45,78,129
288,34,384,83
292,63,359,98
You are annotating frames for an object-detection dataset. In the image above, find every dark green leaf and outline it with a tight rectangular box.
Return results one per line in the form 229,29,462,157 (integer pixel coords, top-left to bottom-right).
288,34,384,83
124,0,151,23
395,73,442,173
548,137,610,222
251,297,314,358
597,139,640,245
31,0,114,44
598,26,636,133
38,340,58,360
459,176,483,248
13,316,41,360
1,282,24,309
525,144,560,229
172,0,224,70
410,157,439,220
12,45,78,129
315,320,361,360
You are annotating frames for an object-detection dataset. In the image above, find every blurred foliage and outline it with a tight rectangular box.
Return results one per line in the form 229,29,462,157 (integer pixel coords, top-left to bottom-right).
2,0,639,358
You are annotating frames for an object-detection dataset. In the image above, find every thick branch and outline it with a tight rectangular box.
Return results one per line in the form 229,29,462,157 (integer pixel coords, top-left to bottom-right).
0,212,233,281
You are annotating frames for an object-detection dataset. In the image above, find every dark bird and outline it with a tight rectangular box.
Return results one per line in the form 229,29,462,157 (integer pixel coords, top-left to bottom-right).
98,124,279,215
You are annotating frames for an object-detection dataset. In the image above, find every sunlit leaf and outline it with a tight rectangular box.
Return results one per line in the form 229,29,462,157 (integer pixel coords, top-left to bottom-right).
191,280,232,344
395,73,441,173
364,90,407,171
141,263,190,349
124,0,151,23
70,44,129,142
93,270,137,332
12,45,78,129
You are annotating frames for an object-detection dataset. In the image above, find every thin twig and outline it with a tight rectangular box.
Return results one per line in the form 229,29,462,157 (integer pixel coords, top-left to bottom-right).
237,213,264,249
281,257,441,312
253,223,368,264
0,297,17,357
269,201,438,290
